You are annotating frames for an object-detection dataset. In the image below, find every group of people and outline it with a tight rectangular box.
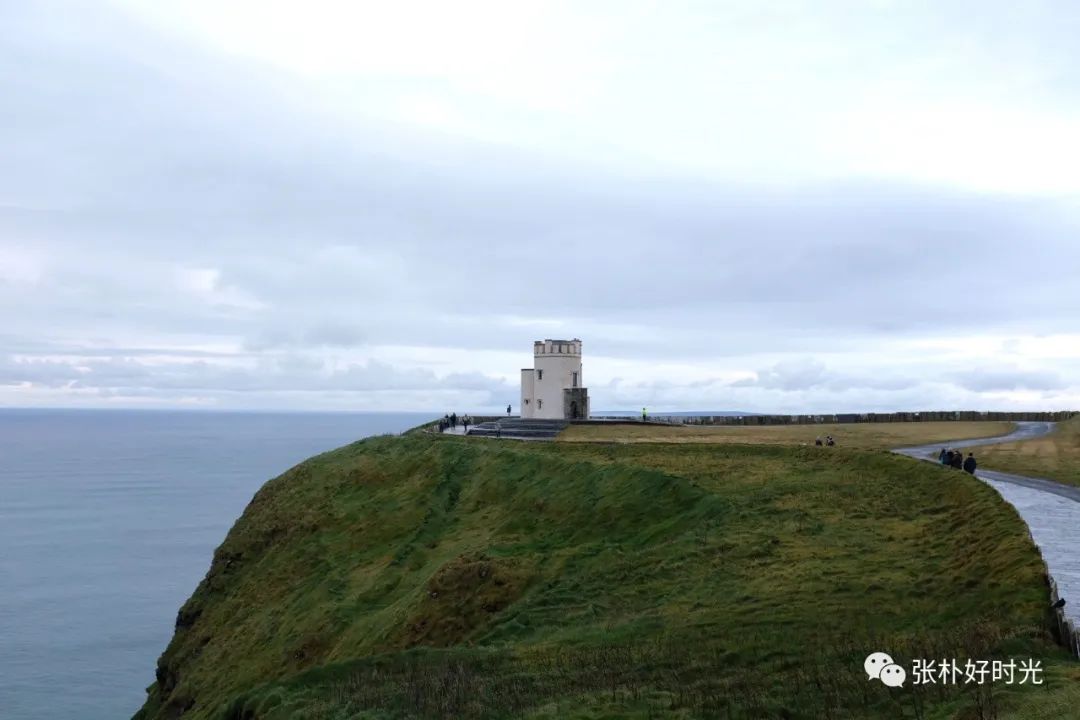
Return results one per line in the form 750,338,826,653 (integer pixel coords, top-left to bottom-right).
436,413,473,433
815,435,836,446
939,448,977,474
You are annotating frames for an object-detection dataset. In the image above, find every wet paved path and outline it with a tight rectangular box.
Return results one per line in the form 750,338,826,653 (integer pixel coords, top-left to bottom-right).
895,422,1080,628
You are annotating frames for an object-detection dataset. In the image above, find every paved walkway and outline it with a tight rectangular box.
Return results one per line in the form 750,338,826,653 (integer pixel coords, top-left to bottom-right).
894,422,1080,627
894,421,1080,503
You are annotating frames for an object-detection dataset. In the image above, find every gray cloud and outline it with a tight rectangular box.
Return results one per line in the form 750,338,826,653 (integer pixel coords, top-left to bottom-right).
733,360,828,391
950,368,1067,393
3,2,1080,410
731,359,922,393
0,355,512,397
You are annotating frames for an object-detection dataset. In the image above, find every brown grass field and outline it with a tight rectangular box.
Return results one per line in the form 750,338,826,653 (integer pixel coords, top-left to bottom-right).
962,415,1080,488
559,420,1016,449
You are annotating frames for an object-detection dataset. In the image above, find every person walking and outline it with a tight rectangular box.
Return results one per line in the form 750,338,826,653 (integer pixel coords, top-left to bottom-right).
507,403,512,417
950,451,963,470
938,448,947,465
642,407,647,422
963,453,977,475
451,412,457,429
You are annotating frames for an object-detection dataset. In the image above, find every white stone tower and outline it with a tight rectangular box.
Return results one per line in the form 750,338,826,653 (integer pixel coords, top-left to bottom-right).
520,339,589,420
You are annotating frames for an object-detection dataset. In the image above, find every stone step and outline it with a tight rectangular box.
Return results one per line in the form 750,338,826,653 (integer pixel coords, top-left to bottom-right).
465,419,566,439
465,430,561,439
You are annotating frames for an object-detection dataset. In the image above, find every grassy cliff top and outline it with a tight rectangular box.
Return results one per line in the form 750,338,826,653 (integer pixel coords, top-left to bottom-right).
135,433,1068,720
559,420,1015,447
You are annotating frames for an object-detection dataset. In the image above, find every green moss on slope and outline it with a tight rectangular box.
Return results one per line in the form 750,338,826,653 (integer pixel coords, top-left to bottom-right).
135,436,1066,720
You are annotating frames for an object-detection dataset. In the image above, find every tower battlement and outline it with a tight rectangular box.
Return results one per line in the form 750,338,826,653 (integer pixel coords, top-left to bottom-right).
534,338,582,357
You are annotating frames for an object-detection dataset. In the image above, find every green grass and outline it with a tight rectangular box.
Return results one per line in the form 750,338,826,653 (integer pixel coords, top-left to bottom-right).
134,435,1070,720
962,416,1080,488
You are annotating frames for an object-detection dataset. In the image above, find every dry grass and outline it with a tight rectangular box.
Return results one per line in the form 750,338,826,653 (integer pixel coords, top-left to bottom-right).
560,420,1015,449
964,416,1080,488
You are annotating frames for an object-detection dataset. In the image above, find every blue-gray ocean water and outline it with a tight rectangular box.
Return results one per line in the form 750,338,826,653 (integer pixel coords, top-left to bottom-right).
0,409,433,720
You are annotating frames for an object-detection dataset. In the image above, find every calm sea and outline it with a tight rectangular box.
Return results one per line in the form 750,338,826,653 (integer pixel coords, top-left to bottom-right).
0,409,433,720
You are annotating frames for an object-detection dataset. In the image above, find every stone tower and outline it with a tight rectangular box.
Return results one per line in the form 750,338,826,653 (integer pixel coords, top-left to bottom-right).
520,339,589,420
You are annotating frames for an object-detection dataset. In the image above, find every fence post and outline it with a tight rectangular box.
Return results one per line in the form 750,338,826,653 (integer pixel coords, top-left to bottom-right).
1048,577,1080,658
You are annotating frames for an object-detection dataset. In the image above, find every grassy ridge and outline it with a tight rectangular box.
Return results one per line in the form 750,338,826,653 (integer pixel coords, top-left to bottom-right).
135,435,1064,719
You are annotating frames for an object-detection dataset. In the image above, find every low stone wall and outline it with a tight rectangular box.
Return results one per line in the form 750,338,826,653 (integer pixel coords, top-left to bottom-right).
411,410,1077,434
637,411,1078,426
570,418,683,426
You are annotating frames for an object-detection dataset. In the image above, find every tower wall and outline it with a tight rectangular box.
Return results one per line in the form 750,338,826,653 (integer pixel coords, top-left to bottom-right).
520,368,536,419
529,339,583,420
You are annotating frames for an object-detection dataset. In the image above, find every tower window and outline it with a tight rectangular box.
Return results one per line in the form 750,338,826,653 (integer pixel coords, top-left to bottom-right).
572,372,578,387
537,369,543,380
538,399,542,409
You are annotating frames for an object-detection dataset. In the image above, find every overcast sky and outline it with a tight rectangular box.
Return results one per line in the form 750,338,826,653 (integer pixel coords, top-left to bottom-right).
2,0,1079,413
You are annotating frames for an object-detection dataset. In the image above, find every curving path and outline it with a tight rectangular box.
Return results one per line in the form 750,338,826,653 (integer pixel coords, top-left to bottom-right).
895,421,1080,629
895,421,1080,503
894,420,1055,458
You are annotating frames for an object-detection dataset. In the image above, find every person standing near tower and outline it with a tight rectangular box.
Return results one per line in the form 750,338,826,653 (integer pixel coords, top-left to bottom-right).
506,403,512,417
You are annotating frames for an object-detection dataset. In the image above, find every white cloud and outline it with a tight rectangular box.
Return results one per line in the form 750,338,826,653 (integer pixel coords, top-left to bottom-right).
0,244,46,287
174,267,265,310
112,1,1080,193
832,101,1080,195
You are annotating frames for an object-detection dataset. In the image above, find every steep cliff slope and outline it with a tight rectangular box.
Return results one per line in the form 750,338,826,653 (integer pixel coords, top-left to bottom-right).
135,435,1064,719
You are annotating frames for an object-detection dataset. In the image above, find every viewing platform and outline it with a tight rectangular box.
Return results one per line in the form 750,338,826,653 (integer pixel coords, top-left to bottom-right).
466,418,568,440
